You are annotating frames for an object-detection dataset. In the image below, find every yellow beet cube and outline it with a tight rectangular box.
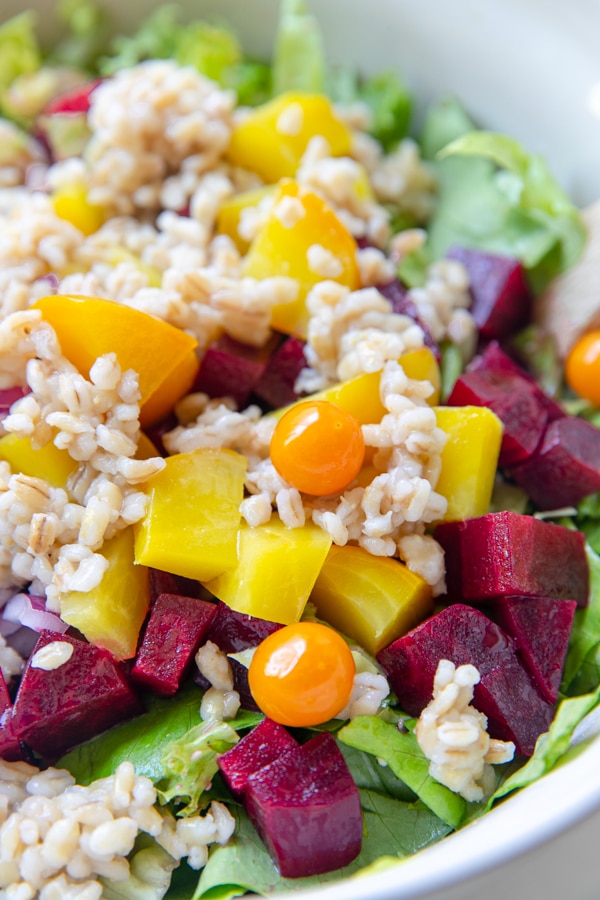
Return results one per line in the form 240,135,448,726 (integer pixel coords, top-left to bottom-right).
435,405,503,521
51,183,106,236
311,544,433,655
134,448,247,582
60,527,149,660
243,180,359,338
226,92,352,183
204,519,332,624
216,185,277,253
0,433,77,488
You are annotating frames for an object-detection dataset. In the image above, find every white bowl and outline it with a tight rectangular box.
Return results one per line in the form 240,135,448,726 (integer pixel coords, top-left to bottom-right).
7,1,600,897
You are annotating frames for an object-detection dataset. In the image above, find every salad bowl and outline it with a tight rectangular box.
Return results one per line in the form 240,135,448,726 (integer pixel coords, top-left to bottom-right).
2,1,600,899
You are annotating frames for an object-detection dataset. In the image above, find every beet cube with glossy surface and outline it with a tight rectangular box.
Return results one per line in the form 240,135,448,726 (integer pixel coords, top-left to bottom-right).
244,732,362,877
217,717,298,800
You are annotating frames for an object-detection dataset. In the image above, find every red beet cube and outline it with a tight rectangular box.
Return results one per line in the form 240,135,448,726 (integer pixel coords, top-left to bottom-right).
447,367,549,467
488,596,576,703
252,336,307,409
508,416,600,510
446,247,532,340
0,671,23,762
44,79,102,114
131,594,217,696
435,511,589,606
193,335,278,409
376,604,553,756
245,732,362,877
148,568,202,604
196,602,283,710
0,387,29,423
11,632,141,760
217,718,298,800
377,279,440,359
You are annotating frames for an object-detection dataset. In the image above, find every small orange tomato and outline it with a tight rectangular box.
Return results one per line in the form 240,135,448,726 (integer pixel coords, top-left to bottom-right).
565,330,600,407
270,399,365,495
248,622,356,727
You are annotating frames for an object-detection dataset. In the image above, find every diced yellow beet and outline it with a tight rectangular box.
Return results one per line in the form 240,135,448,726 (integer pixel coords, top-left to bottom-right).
51,183,106,236
32,295,199,427
216,185,277,253
106,247,162,288
435,405,503,521
0,433,77,488
135,432,160,460
226,92,352,183
243,180,359,338
134,448,247,582
399,347,441,405
60,527,149,659
310,545,433,655
204,519,332,624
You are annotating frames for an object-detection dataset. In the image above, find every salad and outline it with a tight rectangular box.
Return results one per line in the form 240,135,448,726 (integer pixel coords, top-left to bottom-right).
0,1,600,897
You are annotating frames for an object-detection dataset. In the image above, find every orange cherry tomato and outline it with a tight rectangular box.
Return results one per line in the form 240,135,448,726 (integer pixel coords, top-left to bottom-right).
270,400,365,495
565,330,600,407
248,621,356,727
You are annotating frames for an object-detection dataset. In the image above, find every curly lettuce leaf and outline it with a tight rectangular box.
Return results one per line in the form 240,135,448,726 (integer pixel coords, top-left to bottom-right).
337,715,465,828
0,12,41,117
562,543,600,694
272,0,326,95
191,790,451,898
49,0,110,71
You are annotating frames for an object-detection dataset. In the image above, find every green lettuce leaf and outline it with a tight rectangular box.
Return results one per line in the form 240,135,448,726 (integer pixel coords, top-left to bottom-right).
359,71,412,151
272,0,326,95
562,543,600,693
0,12,41,117
337,715,465,828
489,686,600,805
49,0,110,72
192,791,451,897
174,22,241,84
98,5,183,74
101,835,179,900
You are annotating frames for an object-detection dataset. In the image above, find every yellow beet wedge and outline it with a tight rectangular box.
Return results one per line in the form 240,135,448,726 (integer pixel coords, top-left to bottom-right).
435,405,503,521
0,433,77,488
216,185,278,253
204,518,332,624
32,294,199,427
310,545,433,655
243,180,359,338
134,448,247,582
60,527,150,660
226,92,352,183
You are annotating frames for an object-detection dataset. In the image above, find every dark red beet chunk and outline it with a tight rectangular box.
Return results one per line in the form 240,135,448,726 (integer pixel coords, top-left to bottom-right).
447,367,548,467
148,568,203,604
193,334,279,409
245,732,362,877
217,718,298,800
131,594,217,696
487,597,576,704
0,387,29,423
376,604,553,756
508,416,600,510
435,511,589,607
11,632,141,760
196,602,283,710
377,279,440,360
0,671,23,762
252,336,307,409
468,341,565,423
446,246,532,340
44,79,102,114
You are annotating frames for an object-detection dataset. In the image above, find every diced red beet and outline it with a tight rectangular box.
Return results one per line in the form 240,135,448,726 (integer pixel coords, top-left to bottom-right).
43,79,103,115
377,279,440,360
244,732,362,877
447,367,549,467
446,246,532,340
252,336,307,410
487,596,576,704
469,341,565,423
196,602,283,710
142,414,177,458
11,632,142,760
0,387,29,423
131,593,218,696
0,671,23,762
508,416,600,510
376,604,553,756
435,511,589,606
148,568,203,604
193,334,279,409
217,718,298,800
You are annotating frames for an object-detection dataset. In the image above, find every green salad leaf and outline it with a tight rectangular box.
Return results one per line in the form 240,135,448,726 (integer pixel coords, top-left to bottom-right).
101,835,179,900
489,685,600,805
272,0,326,95
338,715,465,828
561,543,600,694
191,790,451,898
49,0,110,71
0,12,41,117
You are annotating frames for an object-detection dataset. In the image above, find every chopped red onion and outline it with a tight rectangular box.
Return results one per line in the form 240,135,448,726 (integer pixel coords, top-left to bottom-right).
3,593,69,634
